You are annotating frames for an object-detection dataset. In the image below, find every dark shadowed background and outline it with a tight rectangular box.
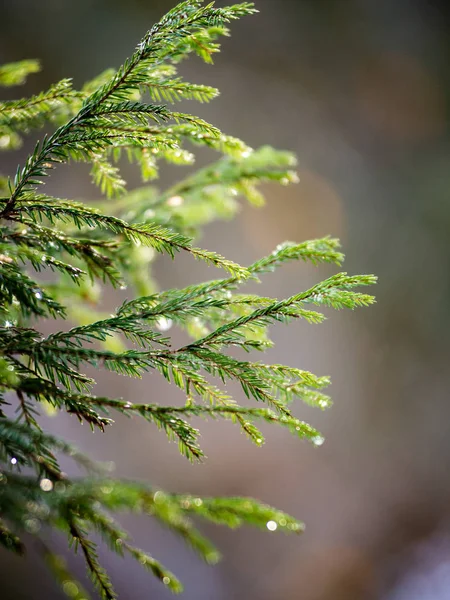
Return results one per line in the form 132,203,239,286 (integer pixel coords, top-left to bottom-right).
1,1,450,598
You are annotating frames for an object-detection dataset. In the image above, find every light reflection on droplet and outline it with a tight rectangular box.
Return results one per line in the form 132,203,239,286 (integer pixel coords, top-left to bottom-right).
312,435,325,446
0,135,11,148
154,491,165,503
156,317,173,332
34,291,43,299
266,520,278,531
10,457,17,465
193,498,203,507
39,478,53,492
167,195,184,207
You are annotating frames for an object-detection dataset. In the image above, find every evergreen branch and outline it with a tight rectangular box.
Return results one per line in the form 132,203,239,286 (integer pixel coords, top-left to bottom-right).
0,518,25,555
0,2,256,217
69,521,117,600
0,79,78,131
0,3,376,595
3,221,123,287
0,60,40,87
44,551,92,600
180,272,376,350
85,509,184,592
0,262,65,318
0,418,101,474
7,196,249,276
174,495,304,532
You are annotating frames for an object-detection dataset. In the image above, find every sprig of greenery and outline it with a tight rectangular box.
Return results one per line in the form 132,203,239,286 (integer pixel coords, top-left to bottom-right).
0,2,376,598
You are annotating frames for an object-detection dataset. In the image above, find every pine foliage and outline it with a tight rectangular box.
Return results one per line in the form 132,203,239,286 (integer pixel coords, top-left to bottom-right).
0,2,376,597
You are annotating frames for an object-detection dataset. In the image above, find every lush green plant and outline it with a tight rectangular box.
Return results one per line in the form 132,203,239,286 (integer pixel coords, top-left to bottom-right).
0,1,376,597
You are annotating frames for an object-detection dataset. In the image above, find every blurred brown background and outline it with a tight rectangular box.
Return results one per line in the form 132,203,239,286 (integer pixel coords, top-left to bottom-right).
2,0,450,598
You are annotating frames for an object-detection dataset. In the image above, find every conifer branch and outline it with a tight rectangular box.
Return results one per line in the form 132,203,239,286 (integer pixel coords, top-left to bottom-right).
0,2,376,596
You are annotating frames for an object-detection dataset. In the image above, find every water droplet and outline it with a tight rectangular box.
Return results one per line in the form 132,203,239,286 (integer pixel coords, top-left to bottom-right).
55,481,66,493
312,435,325,447
229,187,238,196
24,518,40,533
115,538,123,546
34,291,42,300
62,581,79,597
7,365,14,372
0,135,11,148
225,291,232,299
162,576,171,586
39,478,53,492
119,284,127,291
101,485,113,495
266,520,278,531
193,498,203,507
279,518,287,527
143,209,155,220
241,149,252,158
156,317,173,332
21,229,27,235
288,522,305,532
4,321,13,328
167,195,184,207
10,457,17,465
153,490,165,503
124,402,132,409
256,438,263,445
